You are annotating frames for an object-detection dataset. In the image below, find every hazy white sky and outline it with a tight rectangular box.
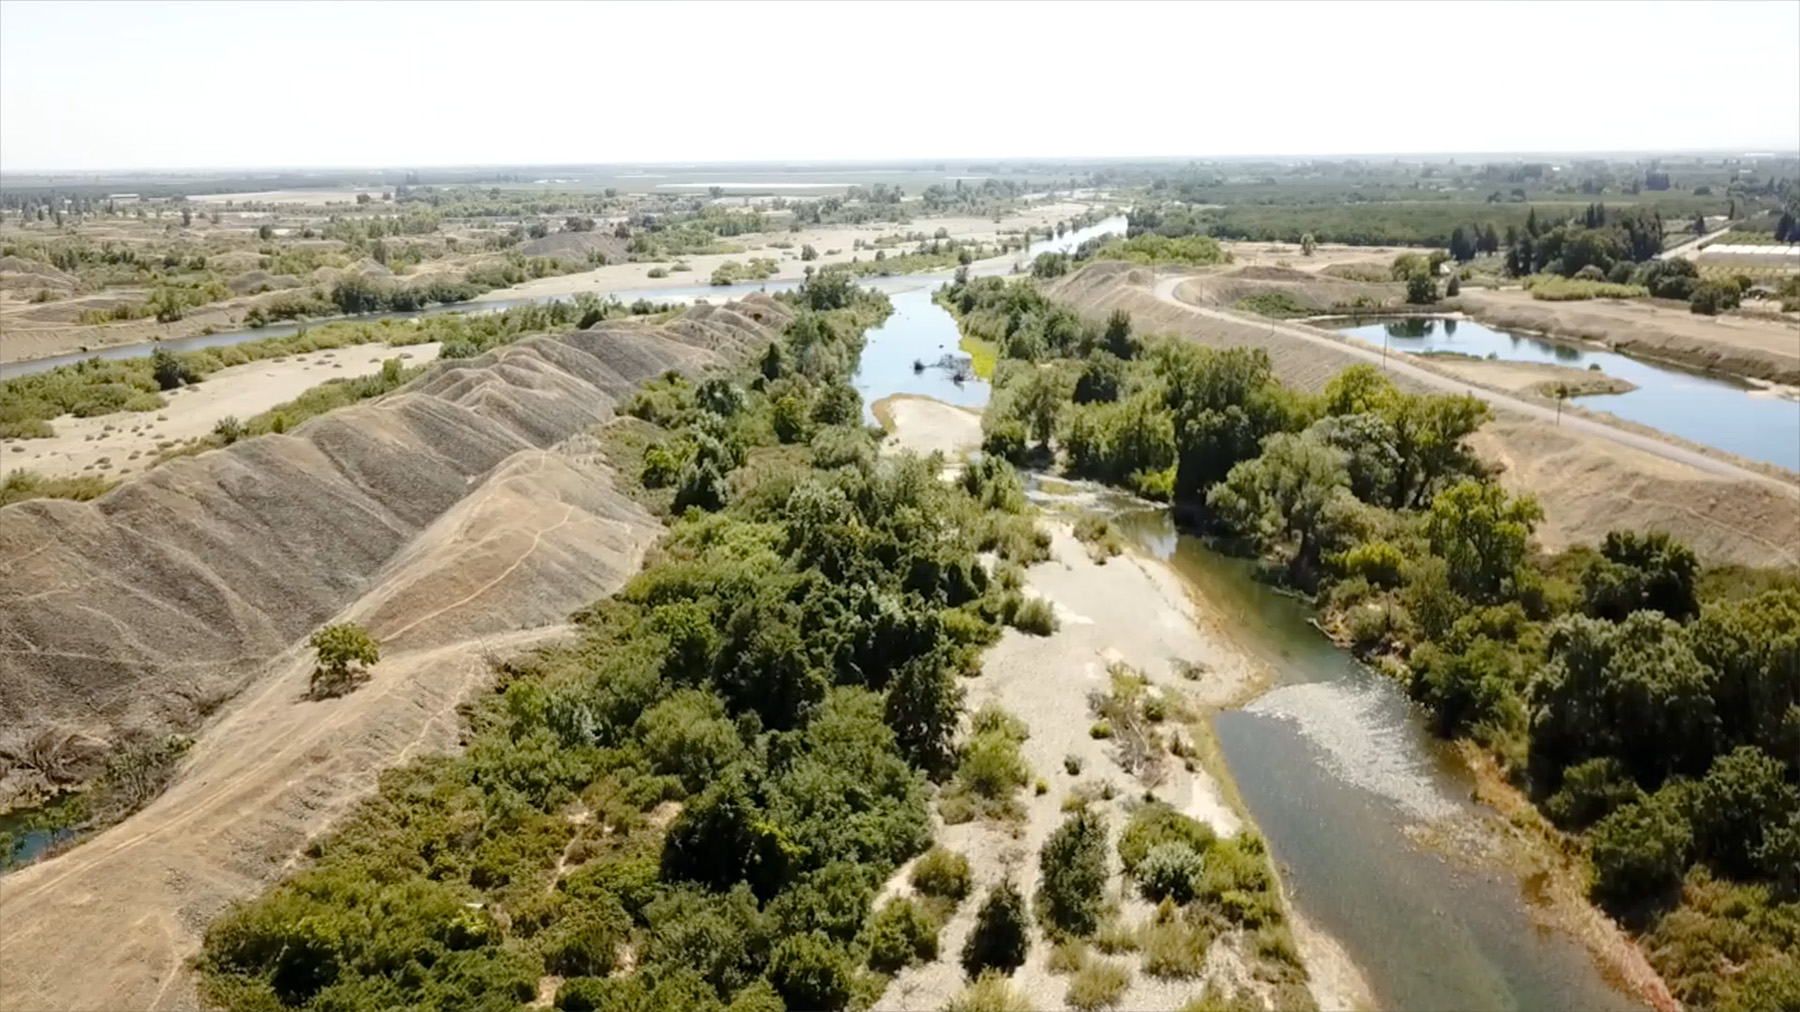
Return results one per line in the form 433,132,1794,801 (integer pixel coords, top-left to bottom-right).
2,0,1796,171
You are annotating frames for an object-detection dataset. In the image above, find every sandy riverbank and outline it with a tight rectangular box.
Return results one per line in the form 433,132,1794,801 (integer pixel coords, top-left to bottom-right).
875,395,1372,1012
872,393,983,457
1417,355,1638,397
1,342,442,481
469,203,1102,305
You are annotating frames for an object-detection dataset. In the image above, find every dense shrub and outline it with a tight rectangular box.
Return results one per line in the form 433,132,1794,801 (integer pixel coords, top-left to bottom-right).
961,882,1031,977
1038,809,1109,937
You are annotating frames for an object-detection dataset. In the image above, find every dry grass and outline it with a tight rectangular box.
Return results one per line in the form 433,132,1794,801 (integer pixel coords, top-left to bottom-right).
1065,959,1132,1010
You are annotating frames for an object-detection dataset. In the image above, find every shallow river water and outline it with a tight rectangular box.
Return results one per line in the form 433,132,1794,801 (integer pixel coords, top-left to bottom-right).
848,292,1639,1011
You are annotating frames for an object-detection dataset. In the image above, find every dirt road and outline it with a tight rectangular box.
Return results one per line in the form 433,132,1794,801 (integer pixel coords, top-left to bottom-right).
1152,274,1796,493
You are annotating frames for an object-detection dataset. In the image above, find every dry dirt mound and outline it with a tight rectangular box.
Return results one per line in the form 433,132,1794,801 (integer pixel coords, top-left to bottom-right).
1049,265,1799,569
0,296,793,801
0,255,78,293
1170,264,1400,315
521,230,632,266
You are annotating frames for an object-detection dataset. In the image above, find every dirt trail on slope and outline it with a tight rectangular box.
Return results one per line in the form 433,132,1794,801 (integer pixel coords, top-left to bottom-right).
0,627,566,1012
1050,264,1799,568
0,298,793,1011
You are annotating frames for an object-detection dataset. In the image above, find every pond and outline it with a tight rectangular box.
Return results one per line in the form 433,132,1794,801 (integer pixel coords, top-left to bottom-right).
1104,507,1640,1012
1335,317,1800,472
0,796,82,873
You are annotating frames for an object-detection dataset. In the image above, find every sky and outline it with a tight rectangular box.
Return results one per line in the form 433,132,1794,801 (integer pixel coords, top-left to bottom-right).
2,0,1796,172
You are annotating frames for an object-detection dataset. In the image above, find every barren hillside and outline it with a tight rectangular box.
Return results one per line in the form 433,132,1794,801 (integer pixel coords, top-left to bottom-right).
0,296,793,1012
0,296,792,805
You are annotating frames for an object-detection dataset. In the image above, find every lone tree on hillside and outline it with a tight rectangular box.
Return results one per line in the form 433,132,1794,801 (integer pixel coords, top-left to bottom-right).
309,622,379,698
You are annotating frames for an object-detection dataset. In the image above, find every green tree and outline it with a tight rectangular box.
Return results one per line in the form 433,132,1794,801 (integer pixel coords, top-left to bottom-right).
1037,809,1108,937
1424,479,1542,601
307,623,378,697
961,881,1030,977
1299,233,1316,256
1588,789,1693,910
1206,432,1356,582
151,347,196,391
883,650,965,777
1688,588,1800,760
1581,530,1699,622
1529,612,1719,784
1013,367,1070,448
1690,746,1799,878
1406,272,1439,304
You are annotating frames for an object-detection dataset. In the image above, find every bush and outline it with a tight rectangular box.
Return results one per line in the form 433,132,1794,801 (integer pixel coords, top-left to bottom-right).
1010,596,1059,635
1064,754,1084,776
1690,280,1741,315
307,622,379,698
1117,802,1216,874
944,971,1033,1012
1136,843,1206,903
1066,959,1132,1010
1088,721,1113,740
911,847,972,901
1047,939,1088,974
866,898,938,972
1405,273,1438,304
213,415,245,445
982,418,1029,463
1038,809,1109,937
962,881,1031,977
768,931,853,1012
1139,910,1209,979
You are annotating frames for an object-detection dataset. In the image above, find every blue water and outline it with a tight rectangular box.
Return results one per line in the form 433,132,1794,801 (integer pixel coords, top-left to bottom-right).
851,289,991,424
1336,317,1800,472
1110,508,1641,1012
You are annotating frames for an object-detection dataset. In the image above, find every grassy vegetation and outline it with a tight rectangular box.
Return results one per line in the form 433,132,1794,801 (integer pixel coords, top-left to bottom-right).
1233,291,1314,318
709,257,779,286
0,294,664,441
194,276,1064,1012
0,468,118,506
827,240,990,278
1091,234,1229,267
947,270,1800,1011
1523,275,1649,301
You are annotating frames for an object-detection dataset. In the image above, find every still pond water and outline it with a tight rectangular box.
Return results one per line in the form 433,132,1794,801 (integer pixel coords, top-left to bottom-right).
1335,317,1799,472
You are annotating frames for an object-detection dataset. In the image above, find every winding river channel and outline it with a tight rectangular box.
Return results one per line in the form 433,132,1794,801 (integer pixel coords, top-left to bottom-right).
848,288,1640,1011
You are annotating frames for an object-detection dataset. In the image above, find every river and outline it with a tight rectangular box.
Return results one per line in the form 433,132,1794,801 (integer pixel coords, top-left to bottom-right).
848,290,1639,1012
1335,316,1800,472
0,215,1129,380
